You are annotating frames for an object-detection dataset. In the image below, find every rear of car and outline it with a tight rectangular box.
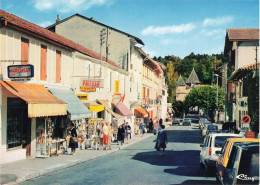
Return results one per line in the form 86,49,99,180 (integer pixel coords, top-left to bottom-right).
200,133,241,175
183,118,191,126
172,118,180,125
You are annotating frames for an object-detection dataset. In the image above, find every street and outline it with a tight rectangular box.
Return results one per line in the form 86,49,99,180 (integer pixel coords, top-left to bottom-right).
19,123,218,185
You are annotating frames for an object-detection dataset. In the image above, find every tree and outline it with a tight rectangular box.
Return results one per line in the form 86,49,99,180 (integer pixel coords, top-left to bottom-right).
165,61,178,103
184,85,224,113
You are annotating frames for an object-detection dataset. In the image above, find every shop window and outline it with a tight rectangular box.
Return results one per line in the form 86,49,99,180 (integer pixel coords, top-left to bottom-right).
7,98,31,149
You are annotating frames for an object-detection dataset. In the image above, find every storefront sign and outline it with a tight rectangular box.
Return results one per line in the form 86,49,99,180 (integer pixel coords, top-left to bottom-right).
80,87,96,92
8,65,34,78
115,80,119,94
80,79,103,88
246,131,255,138
77,94,88,100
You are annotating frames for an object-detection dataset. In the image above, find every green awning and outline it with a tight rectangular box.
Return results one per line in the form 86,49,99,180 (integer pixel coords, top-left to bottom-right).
48,88,91,120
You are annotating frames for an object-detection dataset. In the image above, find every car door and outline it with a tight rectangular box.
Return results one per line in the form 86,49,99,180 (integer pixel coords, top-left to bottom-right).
201,135,209,164
224,146,240,185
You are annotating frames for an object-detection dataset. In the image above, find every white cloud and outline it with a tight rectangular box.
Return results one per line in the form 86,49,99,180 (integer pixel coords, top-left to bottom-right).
34,0,112,12
203,16,234,27
141,23,196,36
160,39,173,45
38,21,53,28
201,29,226,37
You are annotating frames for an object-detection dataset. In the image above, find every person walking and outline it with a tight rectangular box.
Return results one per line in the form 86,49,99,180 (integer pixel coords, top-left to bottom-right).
117,125,125,145
102,122,109,150
155,125,168,156
125,122,132,143
139,122,146,136
69,123,78,155
149,119,153,133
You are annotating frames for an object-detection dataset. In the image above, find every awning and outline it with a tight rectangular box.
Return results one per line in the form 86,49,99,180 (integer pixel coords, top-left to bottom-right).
0,81,67,118
48,88,91,120
97,99,123,120
85,101,104,112
134,108,148,118
114,102,133,117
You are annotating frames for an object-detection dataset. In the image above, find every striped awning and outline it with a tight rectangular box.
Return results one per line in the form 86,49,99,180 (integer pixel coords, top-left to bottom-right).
114,102,133,117
48,88,91,120
0,81,67,117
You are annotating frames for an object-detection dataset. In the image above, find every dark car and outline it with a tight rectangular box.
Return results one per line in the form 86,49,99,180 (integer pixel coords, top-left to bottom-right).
220,143,259,185
172,118,180,125
183,118,192,126
206,125,218,135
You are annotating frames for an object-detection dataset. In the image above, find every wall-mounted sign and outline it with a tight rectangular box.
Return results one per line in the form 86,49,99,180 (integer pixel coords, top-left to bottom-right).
115,80,119,94
80,78,103,88
8,65,34,78
80,87,96,92
77,94,88,100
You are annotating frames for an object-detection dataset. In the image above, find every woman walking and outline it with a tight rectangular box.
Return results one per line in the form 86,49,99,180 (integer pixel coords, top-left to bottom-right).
102,122,109,150
139,122,145,136
155,125,168,156
69,123,78,155
117,125,125,145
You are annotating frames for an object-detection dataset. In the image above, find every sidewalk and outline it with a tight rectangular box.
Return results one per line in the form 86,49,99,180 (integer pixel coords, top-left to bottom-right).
0,130,157,185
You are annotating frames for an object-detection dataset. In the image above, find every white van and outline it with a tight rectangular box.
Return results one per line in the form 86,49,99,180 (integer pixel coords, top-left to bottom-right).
199,133,242,176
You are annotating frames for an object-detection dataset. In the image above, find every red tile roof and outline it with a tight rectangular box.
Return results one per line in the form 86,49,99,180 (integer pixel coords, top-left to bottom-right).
227,28,259,41
228,62,259,81
0,10,119,68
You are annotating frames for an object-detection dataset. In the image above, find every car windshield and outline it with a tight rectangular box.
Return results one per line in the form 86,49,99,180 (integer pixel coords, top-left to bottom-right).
215,136,236,148
238,150,259,177
207,125,218,130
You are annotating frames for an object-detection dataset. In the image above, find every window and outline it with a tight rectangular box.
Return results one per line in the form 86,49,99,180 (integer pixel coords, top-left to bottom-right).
143,87,146,99
21,37,29,65
40,45,47,81
7,98,31,149
56,50,61,83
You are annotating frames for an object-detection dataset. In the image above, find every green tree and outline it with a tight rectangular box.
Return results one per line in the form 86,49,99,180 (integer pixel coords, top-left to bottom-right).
184,85,224,112
165,61,178,103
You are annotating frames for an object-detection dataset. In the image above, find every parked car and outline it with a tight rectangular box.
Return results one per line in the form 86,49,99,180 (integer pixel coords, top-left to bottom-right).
183,118,192,126
201,122,213,137
201,121,212,130
199,118,208,129
200,133,242,176
220,143,259,185
185,114,200,123
205,125,218,135
216,138,259,183
172,118,181,125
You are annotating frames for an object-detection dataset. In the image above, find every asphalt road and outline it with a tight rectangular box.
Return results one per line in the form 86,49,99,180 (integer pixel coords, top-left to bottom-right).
20,124,218,185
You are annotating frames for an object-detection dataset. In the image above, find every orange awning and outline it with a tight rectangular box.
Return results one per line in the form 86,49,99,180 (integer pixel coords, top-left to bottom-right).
135,108,148,118
0,81,67,117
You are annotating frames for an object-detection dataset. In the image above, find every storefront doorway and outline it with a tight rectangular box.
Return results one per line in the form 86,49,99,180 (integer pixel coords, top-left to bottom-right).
7,98,31,156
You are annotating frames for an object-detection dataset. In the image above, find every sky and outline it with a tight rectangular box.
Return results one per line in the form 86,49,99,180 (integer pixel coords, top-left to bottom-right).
0,0,259,59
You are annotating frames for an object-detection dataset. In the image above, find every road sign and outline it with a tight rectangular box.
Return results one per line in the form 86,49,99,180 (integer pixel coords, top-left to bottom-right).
241,115,251,124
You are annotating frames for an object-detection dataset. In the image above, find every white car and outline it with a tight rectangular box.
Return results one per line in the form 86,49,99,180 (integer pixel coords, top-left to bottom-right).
200,133,242,176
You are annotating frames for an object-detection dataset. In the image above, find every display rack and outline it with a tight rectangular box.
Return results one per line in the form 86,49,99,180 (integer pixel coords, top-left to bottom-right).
36,118,50,158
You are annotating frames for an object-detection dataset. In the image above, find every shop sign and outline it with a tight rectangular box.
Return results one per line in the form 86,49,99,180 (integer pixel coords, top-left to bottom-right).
80,87,96,92
115,80,119,94
80,78,103,88
8,65,34,78
246,131,255,138
77,94,88,100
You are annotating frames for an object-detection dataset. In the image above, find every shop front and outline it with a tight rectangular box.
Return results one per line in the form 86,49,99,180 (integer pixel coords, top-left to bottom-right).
0,81,67,164
47,87,92,153
134,107,149,134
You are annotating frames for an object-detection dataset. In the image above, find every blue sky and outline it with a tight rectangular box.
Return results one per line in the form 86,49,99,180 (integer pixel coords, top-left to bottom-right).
1,0,259,59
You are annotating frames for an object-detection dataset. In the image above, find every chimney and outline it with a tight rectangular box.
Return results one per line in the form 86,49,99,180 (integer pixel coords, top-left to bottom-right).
56,15,60,23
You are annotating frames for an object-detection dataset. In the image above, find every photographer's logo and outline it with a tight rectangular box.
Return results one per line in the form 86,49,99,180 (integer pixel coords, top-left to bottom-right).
237,174,259,182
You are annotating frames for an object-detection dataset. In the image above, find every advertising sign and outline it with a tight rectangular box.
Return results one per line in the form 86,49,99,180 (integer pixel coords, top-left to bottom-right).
80,78,103,88
80,87,96,92
115,80,119,94
8,65,34,78
76,94,88,100
246,131,255,138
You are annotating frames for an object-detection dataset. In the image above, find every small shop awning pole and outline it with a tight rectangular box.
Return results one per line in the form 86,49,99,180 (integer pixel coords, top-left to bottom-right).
44,118,47,158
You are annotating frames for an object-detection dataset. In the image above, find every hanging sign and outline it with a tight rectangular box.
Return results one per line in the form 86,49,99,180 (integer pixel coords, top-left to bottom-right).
80,87,96,92
77,94,88,100
80,78,103,88
8,65,34,78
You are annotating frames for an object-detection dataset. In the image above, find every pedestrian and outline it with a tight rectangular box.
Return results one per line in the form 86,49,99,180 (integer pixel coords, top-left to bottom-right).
155,125,168,156
139,122,146,136
159,118,163,126
69,123,78,155
117,125,125,145
125,122,132,143
102,122,109,150
149,119,153,133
